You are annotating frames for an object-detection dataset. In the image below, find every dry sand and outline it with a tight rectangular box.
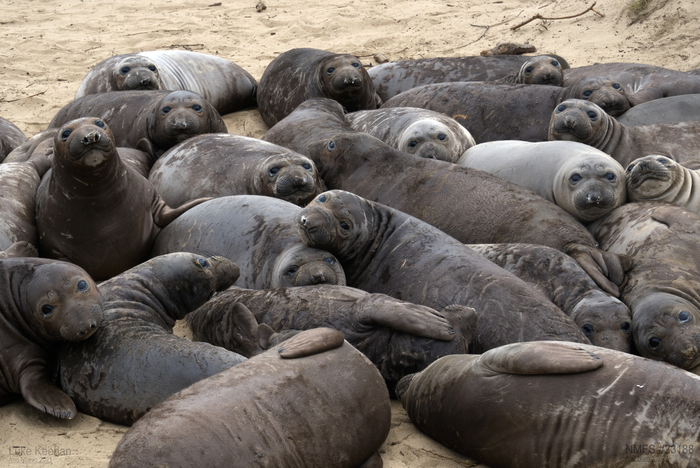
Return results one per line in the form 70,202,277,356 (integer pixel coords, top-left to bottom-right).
1,0,698,466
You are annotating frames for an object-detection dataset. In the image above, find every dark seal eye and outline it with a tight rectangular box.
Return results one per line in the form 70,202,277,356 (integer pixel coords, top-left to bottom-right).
302,162,312,170
326,67,335,76
148,65,156,72
524,66,533,75
582,324,595,335
192,104,203,112
77,280,88,291
351,62,360,68
551,60,559,67
556,104,566,112
605,172,616,181
61,129,72,141
324,257,335,265
648,337,661,350
612,83,621,89
161,106,171,115
197,258,209,268
626,163,635,173
286,265,299,276
582,90,593,98
657,157,668,163
587,111,598,121
94,120,105,128
437,133,446,141
120,66,130,74
317,194,327,203
339,221,350,231
569,173,582,183
42,305,54,317
620,321,631,333
268,166,280,176
409,141,418,148
328,140,335,150
679,311,691,323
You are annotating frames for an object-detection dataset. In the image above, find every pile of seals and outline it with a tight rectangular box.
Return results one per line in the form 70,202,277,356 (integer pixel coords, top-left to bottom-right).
2,45,700,467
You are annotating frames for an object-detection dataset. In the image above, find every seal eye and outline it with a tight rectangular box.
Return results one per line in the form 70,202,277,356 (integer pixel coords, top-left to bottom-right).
286,265,299,276
326,67,335,76
161,106,171,115
679,311,691,323
437,133,447,141
148,65,156,72
620,321,631,333
192,104,203,112
42,305,54,318
268,166,280,176
77,280,88,292
657,157,668,163
626,163,635,173
61,129,72,141
94,120,105,128
351,62,360,68
582,324,595,335
339,221,350,231
605,172,616,181
587,111,598,121
524,66,533,75
569,173,582,183
302,162,312,170
317,194,327,203
120,66,130,74
328,141,336,151
324,257,335,265
648,337,661,350
556,104,566,112
409,141,418,148
612,83,621,90
197,258,210,268
582,90,593,99
551,60,559,67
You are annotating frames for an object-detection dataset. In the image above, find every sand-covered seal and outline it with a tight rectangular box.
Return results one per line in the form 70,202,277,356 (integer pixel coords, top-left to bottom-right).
109,328,391,468
186,285,478,391
257,48,381,127
0,258,103,419
617,94,700,126
0,117,27,162
549,98,700,168
381,77,631,143
296,190,590,353
58,253,257,426
35,117,211,280
588,202,700,373
469,243,632,352
457,140,627,222
346,107,475,163
152,195,346,289
397,340,700,467
307,132,631,296
0,161,41,251
149,133,326,207
74,50,257,115
48,90,227,156
625,155,700,214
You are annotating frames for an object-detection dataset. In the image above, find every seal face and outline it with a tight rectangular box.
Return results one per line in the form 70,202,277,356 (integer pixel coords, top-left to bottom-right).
113,56,161,91
398,120,464,161
567,77,630,116
272,244,346,287
625,155,682,201
258,154,322,206
518,55,564,86
548,98,610,144
319,54,370,110
152,90,217,148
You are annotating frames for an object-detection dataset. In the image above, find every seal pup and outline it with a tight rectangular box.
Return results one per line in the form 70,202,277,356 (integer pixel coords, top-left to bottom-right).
58,253,259,426
74,50,257,115
457,140,627,222
35,117,211,280
589,202,700,373
109,328,391,468
347,107,475,163
296,190,590,353
149,134,326,207
397,340,700,467
549,98,700,168
625,155,700,215
152,195,346,289
0,117,27,162
307,132,631,297
48,90,227,156
617,94,700,126
0,258,103,419
257,48,381,127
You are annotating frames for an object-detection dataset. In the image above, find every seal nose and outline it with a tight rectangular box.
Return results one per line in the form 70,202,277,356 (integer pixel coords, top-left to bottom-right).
81,131,101,145
300,215,308,225
292,174,308,187
90,321,97,329
343,76,361,87
141,78,151,86
311,271,327,284
564,115,577,128
172,120,188,131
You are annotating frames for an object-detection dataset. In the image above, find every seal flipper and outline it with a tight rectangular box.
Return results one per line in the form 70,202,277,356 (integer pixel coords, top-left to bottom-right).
151,196,213,227
20,366,76,419
0,241,38,259
278,327,345,359
478,341,604,375
358,451,384,468
566,243,632,297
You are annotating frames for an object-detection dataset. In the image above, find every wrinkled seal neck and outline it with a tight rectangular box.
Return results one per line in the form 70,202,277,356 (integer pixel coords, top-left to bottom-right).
52,148,128,198
345,202,396,286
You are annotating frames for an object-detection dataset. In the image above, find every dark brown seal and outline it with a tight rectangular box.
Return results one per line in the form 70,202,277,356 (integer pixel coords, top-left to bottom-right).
397,341,700,467
0,161,41,252
109,328,392,468
152,195,346,289
35,117,211,281
48,90,227,156
149,133,326,207
0,117,27,162
380,77,631,143
74,50,257,115
296,190,590,353
257,48,381,127
0,258,102,419
549,98,700,168
307,132,631,297
58,252,255,426
588,202,700,374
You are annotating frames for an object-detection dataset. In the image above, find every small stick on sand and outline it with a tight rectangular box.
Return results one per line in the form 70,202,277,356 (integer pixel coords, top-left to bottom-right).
511,2,604,30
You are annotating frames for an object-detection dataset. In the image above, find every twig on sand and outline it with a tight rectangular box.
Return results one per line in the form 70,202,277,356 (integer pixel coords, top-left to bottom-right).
0,91,46,103
511,2,604,30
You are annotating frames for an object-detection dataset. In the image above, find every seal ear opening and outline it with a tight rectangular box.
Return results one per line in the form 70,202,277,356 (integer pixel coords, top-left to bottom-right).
479,341,604,375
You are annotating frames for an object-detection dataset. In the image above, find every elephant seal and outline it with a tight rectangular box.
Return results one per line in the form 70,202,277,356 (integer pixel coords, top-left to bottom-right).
74,50,257,115
588,202,700,373
369,54,567,102
0,258,103,419
0,117,27,162
469,243,632,352
307,132,631,297
549,98,700,168
296,190,590,353
58,253,260,426
109,328,391,468
152,195,346,289
0,241,38,259
3,129,55,164
48,90,227,156
35,117,211,280
617,94,700,126
381,77,631,143
257,48,381,127
625,155,700,214
149,133,326,207
457,140,627,222
346,107,475,163
186,285,478,392
0,162,41,251
397,341,700,467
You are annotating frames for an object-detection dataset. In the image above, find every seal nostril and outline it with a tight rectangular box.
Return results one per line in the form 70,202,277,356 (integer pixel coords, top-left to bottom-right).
301,216,308,225
90,322,97,329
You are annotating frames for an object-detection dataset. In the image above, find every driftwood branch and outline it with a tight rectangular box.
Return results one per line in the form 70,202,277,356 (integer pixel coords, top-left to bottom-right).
511,2,604,30
0,91,46,103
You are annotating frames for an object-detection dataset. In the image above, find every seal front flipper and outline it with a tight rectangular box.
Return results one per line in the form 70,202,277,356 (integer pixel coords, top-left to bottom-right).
478,341,604,375
0,241,38,258
566,243,632,297
278,327,345,359
151,196,213,227
19,366,76,419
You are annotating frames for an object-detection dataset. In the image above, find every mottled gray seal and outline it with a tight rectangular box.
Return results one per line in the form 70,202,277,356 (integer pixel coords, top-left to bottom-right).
347,107,475,163
149,133,326,207
617,94,700,126
35,117,211,280
457,140,627,222
625,155,700,215
109,328,391,468
0,161,41,252
152,195,346,289
0,258,103,419
0,117,27,162
257,48,381,127
74,50,257,115
397,341,700,467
